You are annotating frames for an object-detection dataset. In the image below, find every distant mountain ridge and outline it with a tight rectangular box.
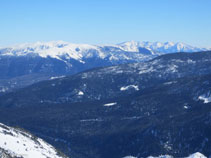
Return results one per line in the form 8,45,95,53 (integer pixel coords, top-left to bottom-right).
119,41,208,53
1,41,208,60
0,41,209,94
2,51,210,107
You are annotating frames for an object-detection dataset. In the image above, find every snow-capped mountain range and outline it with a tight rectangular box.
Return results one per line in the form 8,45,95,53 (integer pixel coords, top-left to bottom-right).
0,41,208,62
119,41,208,53
0,123,66,158
0,40,209,95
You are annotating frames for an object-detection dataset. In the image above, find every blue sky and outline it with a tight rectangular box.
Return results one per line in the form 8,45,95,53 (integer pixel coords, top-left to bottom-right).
0,0,210,47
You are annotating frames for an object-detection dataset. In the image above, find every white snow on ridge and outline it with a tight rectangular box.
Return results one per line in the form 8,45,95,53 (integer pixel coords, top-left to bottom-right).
118,40,141,52
78,91,84,96
50,76,65,80
120,85,139,91
139,67,155,74
185,152,207,158
104,102,117,107
118,41,208,53
0,123,64,158
167,64,178,73
0,87,8,93
1,41,100,62
0,40,151,64
0,41,208,64
184,105,189,109
164,81,177,85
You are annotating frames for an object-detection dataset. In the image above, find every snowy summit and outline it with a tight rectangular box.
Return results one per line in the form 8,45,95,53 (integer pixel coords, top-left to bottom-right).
0,41,208,64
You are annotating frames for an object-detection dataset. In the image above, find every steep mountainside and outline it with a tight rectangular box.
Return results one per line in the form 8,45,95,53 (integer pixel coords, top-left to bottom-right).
0,41,208,94
0,74,210,158
0,123,66,158
1,51,210,107
0,51,211,158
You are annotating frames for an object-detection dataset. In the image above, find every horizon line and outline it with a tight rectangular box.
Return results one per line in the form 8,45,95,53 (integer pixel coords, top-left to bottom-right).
0,40,210,49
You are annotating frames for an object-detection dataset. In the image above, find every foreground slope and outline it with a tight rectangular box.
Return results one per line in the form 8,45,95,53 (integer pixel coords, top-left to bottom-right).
0,123,66,158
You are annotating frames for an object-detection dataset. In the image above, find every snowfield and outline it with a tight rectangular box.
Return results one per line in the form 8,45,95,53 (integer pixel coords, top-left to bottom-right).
185,152,207,158
104,102,117,107
0,123,65,158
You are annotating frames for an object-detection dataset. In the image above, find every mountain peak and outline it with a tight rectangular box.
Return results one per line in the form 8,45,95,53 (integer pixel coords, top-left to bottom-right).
118,41,207,53
0,41,208,65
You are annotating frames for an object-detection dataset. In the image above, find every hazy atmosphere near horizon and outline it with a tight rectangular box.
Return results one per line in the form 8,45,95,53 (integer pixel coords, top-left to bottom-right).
0,1,211,158
0,0,211,47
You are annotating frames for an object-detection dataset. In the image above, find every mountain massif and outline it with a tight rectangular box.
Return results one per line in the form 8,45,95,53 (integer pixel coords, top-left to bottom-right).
0,51,210,106
0,51,210,158
0,41,208,94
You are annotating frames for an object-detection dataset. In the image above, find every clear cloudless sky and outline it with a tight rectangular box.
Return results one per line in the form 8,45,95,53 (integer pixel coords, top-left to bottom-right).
0,0,211,47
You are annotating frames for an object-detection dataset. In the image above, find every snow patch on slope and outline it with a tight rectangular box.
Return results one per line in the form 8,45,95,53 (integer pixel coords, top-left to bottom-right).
50,76,65,80
78,91,84,96
0,87,8,93
120,85,139,91
198,95,211,104
185,152,207,158
0,123,65,158
104,102,117,107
